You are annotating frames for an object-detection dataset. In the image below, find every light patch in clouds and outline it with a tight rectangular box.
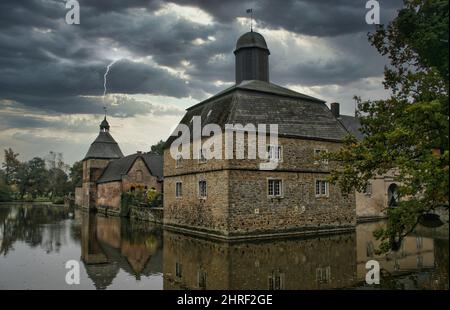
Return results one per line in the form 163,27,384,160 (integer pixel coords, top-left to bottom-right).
288,76,390,116
155,3,214,25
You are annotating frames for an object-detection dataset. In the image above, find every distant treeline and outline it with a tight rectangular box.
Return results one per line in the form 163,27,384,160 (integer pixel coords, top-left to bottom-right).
0,148,82,203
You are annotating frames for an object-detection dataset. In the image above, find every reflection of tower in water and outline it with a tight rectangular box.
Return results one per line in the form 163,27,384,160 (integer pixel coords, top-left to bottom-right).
79,212,163,289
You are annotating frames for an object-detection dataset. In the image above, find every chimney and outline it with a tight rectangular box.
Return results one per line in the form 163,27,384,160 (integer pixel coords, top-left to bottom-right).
330,102,340,118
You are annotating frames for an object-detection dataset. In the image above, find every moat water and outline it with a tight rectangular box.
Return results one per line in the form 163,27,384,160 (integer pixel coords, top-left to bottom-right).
0,204,448,290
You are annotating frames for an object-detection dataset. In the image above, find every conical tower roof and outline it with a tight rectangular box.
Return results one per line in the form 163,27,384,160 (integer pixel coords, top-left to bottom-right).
83,117,124,161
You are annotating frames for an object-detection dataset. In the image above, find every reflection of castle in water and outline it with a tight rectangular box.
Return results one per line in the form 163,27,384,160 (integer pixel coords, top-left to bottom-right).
79,211,163,289
163,231,357,290
77,209,447,290
0,205,445,289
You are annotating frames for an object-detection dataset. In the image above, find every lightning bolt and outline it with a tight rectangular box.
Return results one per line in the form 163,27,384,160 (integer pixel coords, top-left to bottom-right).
103,59,119,100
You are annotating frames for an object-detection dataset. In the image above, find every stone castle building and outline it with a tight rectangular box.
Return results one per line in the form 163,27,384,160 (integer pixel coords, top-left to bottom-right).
330,102,399,221
163,31,357,240
75,117,163,214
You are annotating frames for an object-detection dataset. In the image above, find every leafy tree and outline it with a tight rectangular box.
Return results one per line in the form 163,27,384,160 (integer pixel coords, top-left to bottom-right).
15,162,30,199
150,140,165,155
328,0,448,252
69,161,83,189
48,168,69,198
2,148,20,185
27,157,49,198
0,175,12,201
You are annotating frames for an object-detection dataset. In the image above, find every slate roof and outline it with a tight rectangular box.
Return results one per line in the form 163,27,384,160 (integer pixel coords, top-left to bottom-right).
83,131,124,160
164,80,349,148
338,115,365,141
97,152,163,184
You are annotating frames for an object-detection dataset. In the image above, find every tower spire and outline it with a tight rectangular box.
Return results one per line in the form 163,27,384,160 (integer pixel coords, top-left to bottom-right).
246,8,253,32
100,107,110,132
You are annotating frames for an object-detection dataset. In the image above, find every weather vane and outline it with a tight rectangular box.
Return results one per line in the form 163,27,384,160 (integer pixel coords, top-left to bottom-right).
246,8,253,32
103,106,107,117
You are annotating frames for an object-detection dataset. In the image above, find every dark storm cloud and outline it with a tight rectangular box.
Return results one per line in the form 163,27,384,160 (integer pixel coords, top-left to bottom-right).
0,0,407,164
0,0,402,113
0,0,404,126
169,0,403,36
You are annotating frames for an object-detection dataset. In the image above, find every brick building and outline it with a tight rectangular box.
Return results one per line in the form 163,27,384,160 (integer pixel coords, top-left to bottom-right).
163,31,356,239
75,117,163,214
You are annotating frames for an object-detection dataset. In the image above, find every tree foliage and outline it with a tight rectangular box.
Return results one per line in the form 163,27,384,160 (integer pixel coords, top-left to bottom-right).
150,140,165,155
69,161,83,188
328,0,448,252
0,149,78,201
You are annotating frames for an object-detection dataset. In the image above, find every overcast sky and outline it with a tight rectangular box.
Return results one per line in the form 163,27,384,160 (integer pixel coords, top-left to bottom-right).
0,0,403,165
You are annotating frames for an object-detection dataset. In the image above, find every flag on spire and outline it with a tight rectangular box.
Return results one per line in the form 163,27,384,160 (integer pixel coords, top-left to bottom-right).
246,8,253,31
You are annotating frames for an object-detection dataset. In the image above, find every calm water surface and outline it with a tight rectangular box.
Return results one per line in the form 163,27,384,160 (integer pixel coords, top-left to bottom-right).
0,204,448,290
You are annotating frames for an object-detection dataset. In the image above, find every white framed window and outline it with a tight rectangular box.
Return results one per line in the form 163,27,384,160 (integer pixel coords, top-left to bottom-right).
268,179,283,198
175,154,183,168
175,181,182,198
314,149,329,164
315,180,329,197
267,145,282,161
198,148,207,163
198,180,207,198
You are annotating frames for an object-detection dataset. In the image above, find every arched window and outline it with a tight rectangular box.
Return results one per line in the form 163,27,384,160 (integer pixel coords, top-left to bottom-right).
388,183,399,207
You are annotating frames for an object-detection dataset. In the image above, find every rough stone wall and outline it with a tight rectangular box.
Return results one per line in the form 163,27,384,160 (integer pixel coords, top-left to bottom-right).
227,136,343,172
163,230,356,290
227,170,355,236
96,181,122,210
164,136,356,238
164,136,342,176
164,169,230,236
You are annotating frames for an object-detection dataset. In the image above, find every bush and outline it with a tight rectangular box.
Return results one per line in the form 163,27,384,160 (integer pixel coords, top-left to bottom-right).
149,193,163,208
